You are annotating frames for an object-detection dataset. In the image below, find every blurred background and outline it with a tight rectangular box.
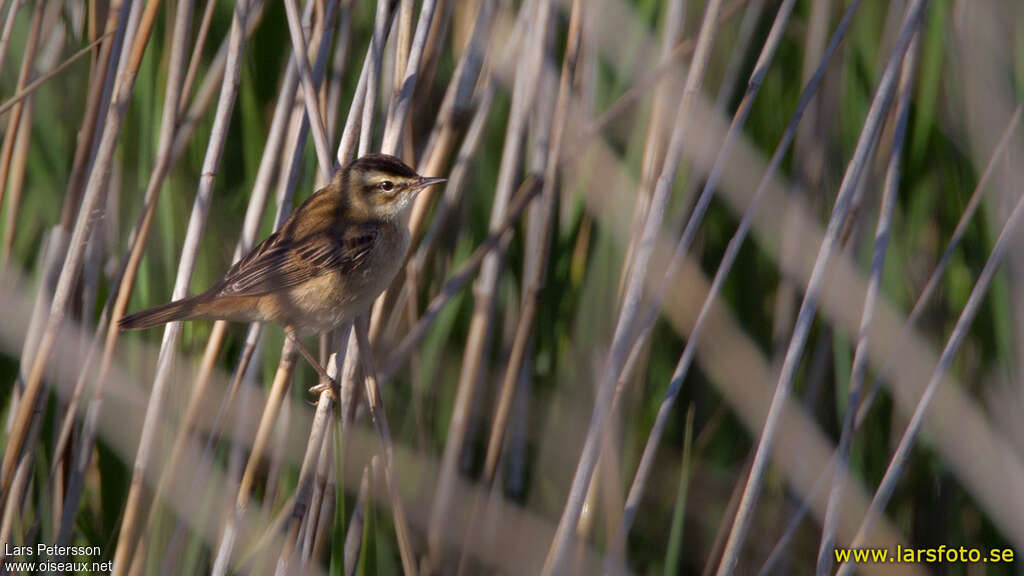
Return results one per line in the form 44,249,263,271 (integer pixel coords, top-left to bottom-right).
1,0,1023,574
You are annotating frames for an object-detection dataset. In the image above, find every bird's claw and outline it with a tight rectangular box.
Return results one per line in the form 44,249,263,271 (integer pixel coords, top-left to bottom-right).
308,378,338,396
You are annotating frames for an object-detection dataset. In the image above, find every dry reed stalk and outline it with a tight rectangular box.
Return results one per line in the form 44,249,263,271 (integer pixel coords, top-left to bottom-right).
569,138,923,576
56,0,125,236
815,33,918,576
771,0,832,372
344,464,371,576
715,3,927,572
0,30,109,119
618,0,685,296
603,0,801,562
351,317,418,576
596,0,865,565
276,356,338,574
381,176,541,381
542,1,725,573
109,1,250,572
380,0,438,154
395,0,413,94
427,1,548,567
1,91,33,264
301,420,336,565
409,82,494,281
282,0,334,175
0,0,21,79
177,0,217,115
170,0,267,165
834,136,1024,576
0,0,160,503
0,0,45,243
358,0,393,155
51,0,266,482
214,339,299,576
454,2,580,573
0,414,40,566
336,0,397,164
582,0,747,141
326,2,351,143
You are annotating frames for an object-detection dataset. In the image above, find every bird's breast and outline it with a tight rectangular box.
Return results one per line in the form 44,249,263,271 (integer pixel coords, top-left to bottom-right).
270,223,410,334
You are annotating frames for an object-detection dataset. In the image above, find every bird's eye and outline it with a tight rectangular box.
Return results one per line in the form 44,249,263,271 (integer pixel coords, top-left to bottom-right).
379,180,394,192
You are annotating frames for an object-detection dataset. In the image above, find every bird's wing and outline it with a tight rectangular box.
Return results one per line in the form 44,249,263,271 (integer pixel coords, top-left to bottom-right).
215,224,379,297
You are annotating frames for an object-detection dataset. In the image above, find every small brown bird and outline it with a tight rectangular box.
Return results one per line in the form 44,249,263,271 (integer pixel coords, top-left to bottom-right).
120,153,444,378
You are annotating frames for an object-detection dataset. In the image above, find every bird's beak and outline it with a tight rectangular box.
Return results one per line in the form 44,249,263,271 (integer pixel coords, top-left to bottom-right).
412,176,447,191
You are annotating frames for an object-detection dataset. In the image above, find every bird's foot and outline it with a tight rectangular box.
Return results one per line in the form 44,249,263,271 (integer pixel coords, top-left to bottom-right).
308,378,339,396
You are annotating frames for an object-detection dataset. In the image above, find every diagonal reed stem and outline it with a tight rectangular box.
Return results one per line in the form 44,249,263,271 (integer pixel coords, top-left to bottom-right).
542,0,726,572
715,3,927,573
815,31,919,576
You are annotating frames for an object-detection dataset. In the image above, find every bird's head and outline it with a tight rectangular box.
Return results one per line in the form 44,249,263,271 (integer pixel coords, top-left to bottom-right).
339,153,445,220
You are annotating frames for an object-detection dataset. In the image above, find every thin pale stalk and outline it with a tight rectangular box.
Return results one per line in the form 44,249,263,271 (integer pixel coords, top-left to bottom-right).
169,0,267,165
582,0,747,142
214,340,299,576
352,317,417,576
0,419,38,565
58,3,268,549
542,0,726,573
815,33,918,576
456,3,580,573
276,357,338,574
1,93,32,264
381,0,438,154
282,0,333,175
0,0,21,80
410,3,493,228
336,0,398,165
343,465,371,576
58,0,126,232
394,0,413,96
0,0,45,229
855,101,1024,427
109,1,249,572
0,0,161,502
302,425,336,564
836,150,1024,576
177,0,217,115
359,0,394,156
608,0,801,560
428,1,548,566
759,103,1023,574
325,3,350,143
57,0,192,548
0,31,110,120
618,0,685,295
715,3,927,573
409,83,494,279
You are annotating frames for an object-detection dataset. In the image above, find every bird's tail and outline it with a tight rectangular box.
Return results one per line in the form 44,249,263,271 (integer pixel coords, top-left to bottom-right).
119,296,210,330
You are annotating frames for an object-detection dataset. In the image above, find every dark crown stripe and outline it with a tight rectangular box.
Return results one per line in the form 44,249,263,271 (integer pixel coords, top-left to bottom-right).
347,153,419,178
